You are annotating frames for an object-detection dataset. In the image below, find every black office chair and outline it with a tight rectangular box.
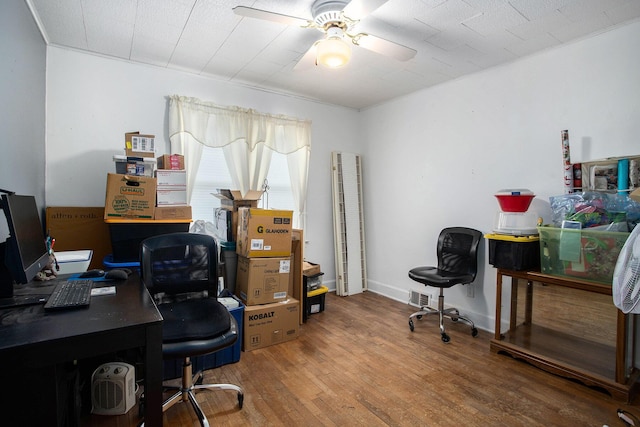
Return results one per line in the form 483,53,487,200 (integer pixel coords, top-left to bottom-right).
408,227,482,343
140,232,243,426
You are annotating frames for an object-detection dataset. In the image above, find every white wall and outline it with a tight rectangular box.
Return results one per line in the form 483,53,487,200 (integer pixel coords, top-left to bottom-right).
361,21,640,332
44,20,640,333
45,48,361,284
0,0,46,236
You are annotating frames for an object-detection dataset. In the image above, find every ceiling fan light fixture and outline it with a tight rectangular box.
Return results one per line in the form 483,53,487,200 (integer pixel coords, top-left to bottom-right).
316,26,351,68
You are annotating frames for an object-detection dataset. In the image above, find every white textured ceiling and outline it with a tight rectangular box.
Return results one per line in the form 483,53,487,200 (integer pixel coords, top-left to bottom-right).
27,0,640,109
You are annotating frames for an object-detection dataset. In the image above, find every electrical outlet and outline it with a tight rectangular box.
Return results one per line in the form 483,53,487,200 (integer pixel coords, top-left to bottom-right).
466,283,474,298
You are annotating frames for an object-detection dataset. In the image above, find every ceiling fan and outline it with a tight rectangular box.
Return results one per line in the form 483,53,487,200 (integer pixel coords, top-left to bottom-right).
233,0,417,69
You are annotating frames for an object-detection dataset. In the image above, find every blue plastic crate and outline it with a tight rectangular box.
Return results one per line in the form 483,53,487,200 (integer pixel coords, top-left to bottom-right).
102,254,140,273
163,296,244,380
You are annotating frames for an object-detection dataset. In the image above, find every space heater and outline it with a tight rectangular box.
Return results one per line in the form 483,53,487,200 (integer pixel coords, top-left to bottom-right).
91,362,136,415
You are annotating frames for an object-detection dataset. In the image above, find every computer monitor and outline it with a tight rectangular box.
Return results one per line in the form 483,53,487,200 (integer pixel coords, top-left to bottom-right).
1,194,50,293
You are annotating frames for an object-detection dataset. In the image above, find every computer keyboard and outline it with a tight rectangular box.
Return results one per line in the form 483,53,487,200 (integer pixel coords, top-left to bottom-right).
44,279,93,311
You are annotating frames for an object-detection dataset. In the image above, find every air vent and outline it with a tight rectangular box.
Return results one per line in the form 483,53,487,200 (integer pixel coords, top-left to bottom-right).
409,290,432,308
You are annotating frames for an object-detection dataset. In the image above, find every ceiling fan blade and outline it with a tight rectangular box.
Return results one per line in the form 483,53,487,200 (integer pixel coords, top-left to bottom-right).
353,33,416,61
343,0,389,20
293,43,319,71
233,6,311,27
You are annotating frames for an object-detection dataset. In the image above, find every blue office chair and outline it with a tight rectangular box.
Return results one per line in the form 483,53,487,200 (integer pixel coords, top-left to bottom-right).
408,227,482,342
140,232,243,426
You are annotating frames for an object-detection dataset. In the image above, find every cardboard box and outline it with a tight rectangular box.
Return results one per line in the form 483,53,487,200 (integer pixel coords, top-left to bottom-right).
303,261,321,277
156,189,187,206
236,208,293,258
154,205,192,220
212,189,263,211
243,297,299,351
291,229,304,324
104,173,156,219
157,154,184,170
212,190,264,243
125,132,156,158
156,170,187,188
45,207,112,270
236,256,291,305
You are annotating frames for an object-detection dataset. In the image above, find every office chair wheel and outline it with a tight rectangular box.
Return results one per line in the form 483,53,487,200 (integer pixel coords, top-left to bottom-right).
408,318,415,331
238,392,244,409
441,332,450,343
138,395,145,418
471,327,478,337
416,315,422,319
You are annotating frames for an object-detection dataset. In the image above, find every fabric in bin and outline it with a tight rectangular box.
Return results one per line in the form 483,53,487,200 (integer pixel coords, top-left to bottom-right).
305,272,324,291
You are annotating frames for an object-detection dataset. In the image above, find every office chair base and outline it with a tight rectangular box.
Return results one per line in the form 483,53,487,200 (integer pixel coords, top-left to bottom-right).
140,358,243,427
408,292,478,342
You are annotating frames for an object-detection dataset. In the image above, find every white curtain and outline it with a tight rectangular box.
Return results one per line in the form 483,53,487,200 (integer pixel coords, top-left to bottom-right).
168,95,311,229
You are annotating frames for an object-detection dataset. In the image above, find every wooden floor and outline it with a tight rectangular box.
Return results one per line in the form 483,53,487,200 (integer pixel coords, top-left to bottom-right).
87,291,640,426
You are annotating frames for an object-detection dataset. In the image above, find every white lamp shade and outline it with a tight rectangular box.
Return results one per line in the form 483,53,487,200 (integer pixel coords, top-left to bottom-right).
316,36,352,68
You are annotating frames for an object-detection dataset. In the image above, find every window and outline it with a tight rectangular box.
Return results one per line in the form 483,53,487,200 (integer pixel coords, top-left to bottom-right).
261,151,295,211
190,146,294,222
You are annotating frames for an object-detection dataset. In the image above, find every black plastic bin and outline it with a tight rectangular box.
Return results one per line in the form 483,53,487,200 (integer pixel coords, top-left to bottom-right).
108,221,190,262
486,233,540,271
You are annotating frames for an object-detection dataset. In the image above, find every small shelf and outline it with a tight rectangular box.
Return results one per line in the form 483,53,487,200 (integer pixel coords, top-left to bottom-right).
496,323,616,380
104,218,192,224
491,269,639,402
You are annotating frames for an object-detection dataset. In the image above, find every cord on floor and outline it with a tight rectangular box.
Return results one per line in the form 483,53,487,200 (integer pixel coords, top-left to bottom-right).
617,409,640,427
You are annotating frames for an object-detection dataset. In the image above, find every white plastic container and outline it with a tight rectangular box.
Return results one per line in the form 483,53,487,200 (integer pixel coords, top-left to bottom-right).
493,211,539,235
56,250,93,274
113,155,156,177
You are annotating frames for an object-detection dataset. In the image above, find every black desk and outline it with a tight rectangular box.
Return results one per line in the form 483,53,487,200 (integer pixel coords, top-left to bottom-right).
0,275,163,425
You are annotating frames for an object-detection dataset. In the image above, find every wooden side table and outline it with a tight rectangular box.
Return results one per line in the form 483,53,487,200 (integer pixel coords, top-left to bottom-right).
491,269,640,402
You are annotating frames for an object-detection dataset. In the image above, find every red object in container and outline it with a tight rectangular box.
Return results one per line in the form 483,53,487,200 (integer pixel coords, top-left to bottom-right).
495,189,535,212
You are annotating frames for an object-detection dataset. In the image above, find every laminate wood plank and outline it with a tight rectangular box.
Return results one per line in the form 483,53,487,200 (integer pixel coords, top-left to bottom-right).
84,291,640,426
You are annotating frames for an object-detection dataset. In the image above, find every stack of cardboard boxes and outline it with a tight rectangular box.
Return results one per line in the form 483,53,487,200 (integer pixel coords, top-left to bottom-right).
234,206,300,351
155,165,189,220
103,133,192,263
104,132,191,221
